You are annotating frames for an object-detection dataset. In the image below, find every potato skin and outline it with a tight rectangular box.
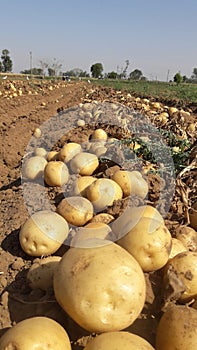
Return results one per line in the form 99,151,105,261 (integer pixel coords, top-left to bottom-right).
23,156,47,180
58,142,81,163
44,161,69,186
19,211,69,256
0,317,71,350
54,241,146,332
70,152,99,175
57,196,93,226
155,305,197,350
112,170,148,199
84,332,155,350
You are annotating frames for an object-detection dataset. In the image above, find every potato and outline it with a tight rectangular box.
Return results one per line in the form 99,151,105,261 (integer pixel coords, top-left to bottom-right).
23,156,47,180
117,217,172,272
0,316,71,350
33,127,42,138
155,305,197,350
91,128,108,141
84,332,155,350
58,142,81,163
54,241,146,332
19,210,69,256
176,225,197,251
112,205,164,240
169,238,187,259
57,196,93,226
89,142,107,157
86,178,123,211
27,256,61,290
34,147,47,158
72,176,97,197
70,152,99,175
71,222,113,247
163,251,197,302
44,161,69,186
112,170,148,199
47,150,59,161
91,213,114,224
189,201,197,230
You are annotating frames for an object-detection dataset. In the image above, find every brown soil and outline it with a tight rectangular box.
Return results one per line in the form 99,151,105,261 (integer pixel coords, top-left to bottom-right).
0,79,196,348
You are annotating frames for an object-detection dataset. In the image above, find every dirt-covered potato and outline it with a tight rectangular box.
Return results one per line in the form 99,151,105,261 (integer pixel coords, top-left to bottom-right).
163,251,197,302
116,217,171,272
155,305,197,350
91,213,115,224
34,147,47,158
54,241,146,332
86,178,123,211
176,225,197,251
90,128,108,141
112,170,148,199
189,201,197,230
70,152,99,175
70,222,113,247
19,210,69,256
84,332,155,350
23,156,47,180
27,256,61,290
72,176,97,197
58,142,81,163
57,196,93,226
169,238,187,259
0,316,71,350
44,161,69,186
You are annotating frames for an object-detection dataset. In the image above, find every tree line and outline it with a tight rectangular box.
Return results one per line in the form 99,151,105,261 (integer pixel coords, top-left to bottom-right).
1,49,197,83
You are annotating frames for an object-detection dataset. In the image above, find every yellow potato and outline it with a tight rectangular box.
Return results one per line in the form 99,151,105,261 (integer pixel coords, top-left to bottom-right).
91,128,108,141
116,217,171,272
169,238,187,259
112,205,164,239
112,170,148,199
58,142,81,163
19,210,69,256
86,178,123,211
34,147,47,158
44,161,69,186
57,196,93,226
156,305,197,350
27,256,61,290
23,156,47,180
0,317,71,350
91,213,115,224
84,332,155,350
70,222,113,247
70,152,99,175
163,251,197,302
72,176,97,197
47,150,59,161
54,241,146,332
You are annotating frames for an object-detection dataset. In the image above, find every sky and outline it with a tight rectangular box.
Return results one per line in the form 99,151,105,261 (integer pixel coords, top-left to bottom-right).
0,0,196,81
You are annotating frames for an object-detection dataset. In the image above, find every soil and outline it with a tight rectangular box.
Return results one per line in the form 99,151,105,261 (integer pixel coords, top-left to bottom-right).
0,79,196,348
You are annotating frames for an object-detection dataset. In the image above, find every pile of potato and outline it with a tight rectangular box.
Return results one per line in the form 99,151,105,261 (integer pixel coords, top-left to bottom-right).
1,127,197,350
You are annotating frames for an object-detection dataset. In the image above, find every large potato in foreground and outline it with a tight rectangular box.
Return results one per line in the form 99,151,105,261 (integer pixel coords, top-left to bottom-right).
156,305,197,350
54,241,146,332
84,332,155,350
19,211,69,256
0,317,71,350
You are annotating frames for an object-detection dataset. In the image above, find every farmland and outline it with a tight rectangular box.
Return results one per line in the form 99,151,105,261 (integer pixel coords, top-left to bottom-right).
0,77,197,349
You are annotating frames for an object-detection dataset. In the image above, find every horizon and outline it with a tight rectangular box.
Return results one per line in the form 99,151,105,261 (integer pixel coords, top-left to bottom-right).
0,0,196,81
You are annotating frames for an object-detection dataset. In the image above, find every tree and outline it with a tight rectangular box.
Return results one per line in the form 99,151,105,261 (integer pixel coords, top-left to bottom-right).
173,72,183,84
1,49,13,72
90,63,103,78
129,69,143,80
0,61,2,72
50,58,62,76
20,68,43,75
48,68,55,76
107,71,118,79
191,68,197,80
38,60,49,76
120,59,130,79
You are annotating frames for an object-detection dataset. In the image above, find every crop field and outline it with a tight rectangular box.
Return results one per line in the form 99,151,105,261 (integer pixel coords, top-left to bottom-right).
0,77,197,349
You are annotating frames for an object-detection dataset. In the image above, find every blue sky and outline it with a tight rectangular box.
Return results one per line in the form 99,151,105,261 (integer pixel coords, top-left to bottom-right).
0,0,196,80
